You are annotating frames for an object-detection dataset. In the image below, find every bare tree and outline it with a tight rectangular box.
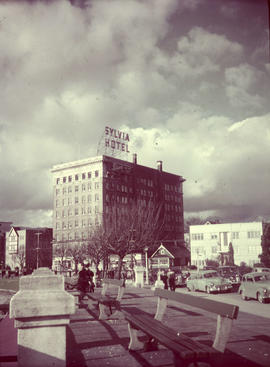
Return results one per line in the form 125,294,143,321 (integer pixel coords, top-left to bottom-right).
104,199,164,278
11,245,26,272
84,225,109,274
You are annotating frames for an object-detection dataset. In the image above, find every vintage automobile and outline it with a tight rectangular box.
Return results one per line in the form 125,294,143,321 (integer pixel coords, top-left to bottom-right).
217,266,241,290
186,270,232,294
238,272,270,303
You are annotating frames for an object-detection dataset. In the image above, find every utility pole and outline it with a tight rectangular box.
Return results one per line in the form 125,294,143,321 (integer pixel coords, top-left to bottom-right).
35,232,42,269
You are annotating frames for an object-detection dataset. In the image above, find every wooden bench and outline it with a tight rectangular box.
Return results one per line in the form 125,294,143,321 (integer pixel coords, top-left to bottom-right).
121,288,239,367
87,278,125,320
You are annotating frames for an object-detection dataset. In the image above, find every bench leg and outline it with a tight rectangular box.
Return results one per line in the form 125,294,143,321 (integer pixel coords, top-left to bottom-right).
127,323,145,351
98,303,111,320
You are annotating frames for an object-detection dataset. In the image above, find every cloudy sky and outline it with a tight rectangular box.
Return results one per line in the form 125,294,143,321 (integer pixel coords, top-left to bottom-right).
0,0,270,227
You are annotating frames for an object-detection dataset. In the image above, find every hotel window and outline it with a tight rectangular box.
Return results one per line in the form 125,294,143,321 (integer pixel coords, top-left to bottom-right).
75,208,79,215
62,199,66,206
62,187,66,194
68,209,72,216
95,182,99,189
82,196,86,203
95,194,99,201
62,209,66,217
56,222,59,229
82,219,86,227
62,221,66,229
82,207,86,215
95,170,99,177
56,211,59,218
68,232,73,240
82,183,86,191
63,177,66,183
75,174,79,181
68,197,72,205
88,183,91,191
75,185,79,192
75,197,79,204
56,178,60,184
87,195,92,202
95,206,98,213
56,200,59,207
211,233,218,240
232,232,239,239
82,173,86,180
88,172,91,179
56,189,60,195
88,207,91,214
68,186,72,193
88,219,92,226
68,175,72,182
75,220,78,228
75,231,79,239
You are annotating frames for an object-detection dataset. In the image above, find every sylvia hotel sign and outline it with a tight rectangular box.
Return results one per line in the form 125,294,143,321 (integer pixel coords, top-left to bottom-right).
105,126,130,153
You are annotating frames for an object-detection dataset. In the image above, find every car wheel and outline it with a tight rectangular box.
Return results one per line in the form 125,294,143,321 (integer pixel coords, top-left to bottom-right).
257,292,265,304
206,286,211,294
240,290,248,301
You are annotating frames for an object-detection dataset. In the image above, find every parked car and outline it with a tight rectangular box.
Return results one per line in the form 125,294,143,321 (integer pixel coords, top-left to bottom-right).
253,267,270,273
217,266,241,286
238,272,270,303
186,270,232,294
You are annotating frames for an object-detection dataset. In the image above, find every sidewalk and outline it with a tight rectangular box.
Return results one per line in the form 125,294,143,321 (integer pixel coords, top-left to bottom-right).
1,286,270,367
67,286,270,367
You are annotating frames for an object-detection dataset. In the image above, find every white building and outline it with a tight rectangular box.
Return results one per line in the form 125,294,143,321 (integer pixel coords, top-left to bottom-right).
190,221,263,267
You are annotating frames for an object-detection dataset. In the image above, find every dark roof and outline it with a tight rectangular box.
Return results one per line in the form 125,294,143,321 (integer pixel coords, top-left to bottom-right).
152,243,190,258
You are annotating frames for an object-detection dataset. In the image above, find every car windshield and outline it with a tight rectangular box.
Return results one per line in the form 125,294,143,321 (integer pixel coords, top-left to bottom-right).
254,274,270,282
204,272,218,278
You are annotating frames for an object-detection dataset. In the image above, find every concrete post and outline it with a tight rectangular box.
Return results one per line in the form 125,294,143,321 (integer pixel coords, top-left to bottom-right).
154,270,164,289
9,267,75,367
134,266,145,287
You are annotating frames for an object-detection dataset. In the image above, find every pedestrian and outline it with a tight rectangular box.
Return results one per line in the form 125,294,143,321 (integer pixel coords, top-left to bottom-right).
77,263,89,303
168,269,176,291
161,270,168,290
85,263,95,293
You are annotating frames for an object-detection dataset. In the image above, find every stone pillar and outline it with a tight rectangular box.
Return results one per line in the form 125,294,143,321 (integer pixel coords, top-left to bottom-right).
154,270,164,289
10,267,75,367
134,266,145,288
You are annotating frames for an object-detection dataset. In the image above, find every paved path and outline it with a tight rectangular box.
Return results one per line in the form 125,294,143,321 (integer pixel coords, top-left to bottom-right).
1,286,270,367
67,286,270,367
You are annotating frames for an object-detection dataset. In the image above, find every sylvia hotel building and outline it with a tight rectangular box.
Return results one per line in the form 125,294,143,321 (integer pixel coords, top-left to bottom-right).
51,154,185,250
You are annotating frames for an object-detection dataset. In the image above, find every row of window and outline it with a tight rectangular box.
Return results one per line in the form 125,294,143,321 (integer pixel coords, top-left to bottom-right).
56,194,100,207
192,245,260,255
56,170,99,185
138,178,154,187
55,229,100,242
191,231,261,241
56,206,100,218
164,184,181,193
56,182,100,195
56,218,98,229
165,204,182,212
165,194,181,203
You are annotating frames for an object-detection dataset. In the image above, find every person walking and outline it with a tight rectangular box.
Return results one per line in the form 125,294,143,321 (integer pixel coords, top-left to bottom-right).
85,263,95,293
168,269,176,291
77,263,89,303
161,270,168,290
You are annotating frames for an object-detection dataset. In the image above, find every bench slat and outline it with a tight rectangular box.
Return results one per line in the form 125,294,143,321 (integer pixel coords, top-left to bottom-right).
154,289,239,320
122,309,197,360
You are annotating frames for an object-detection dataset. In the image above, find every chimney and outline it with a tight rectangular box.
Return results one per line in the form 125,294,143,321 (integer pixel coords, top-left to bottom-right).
157,160,163,172
133,153,137,164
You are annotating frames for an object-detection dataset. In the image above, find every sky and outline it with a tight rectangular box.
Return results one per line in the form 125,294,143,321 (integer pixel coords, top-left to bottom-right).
0,0,270,228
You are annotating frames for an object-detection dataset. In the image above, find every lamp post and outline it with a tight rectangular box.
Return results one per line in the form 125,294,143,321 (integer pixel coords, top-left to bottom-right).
144,246,149,285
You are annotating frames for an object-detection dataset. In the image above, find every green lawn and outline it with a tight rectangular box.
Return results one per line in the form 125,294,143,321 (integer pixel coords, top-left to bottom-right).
0,278,19,292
